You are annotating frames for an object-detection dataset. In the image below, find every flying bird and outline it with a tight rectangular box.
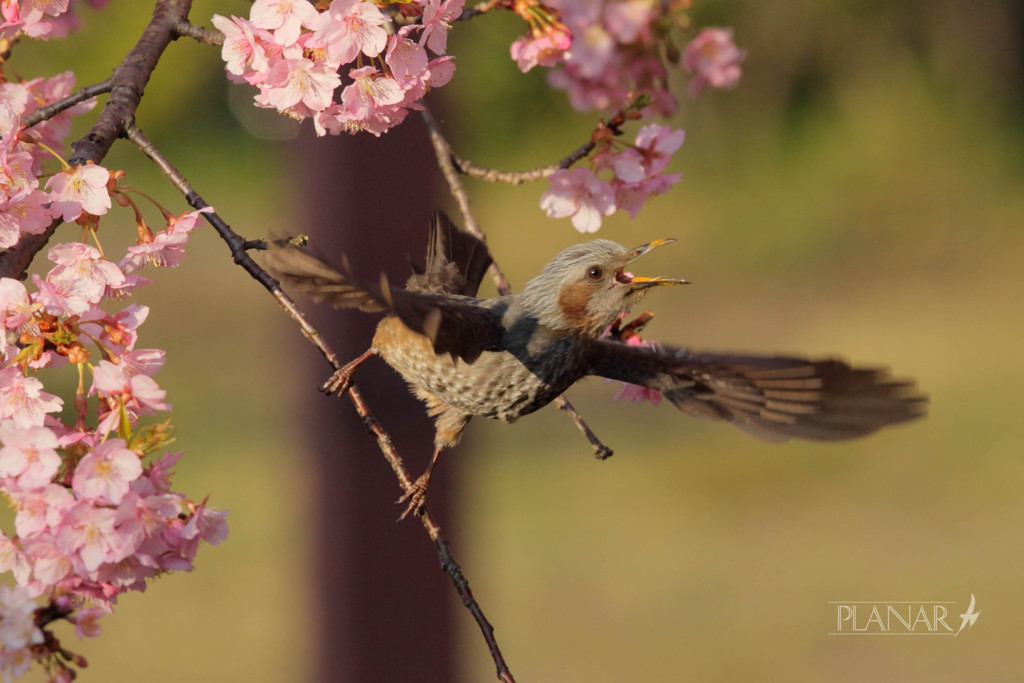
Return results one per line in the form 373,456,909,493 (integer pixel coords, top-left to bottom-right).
264,212,926,517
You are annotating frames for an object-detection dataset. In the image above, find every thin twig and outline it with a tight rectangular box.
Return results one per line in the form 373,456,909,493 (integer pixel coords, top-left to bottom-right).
557,399,614,459
346,388,515,682
458,0,505,21
420,104,614,459
450,140,596,185
174,18,223,45
21,78,113,129
124,119,516,683
419,106,512,295
445,106,636,185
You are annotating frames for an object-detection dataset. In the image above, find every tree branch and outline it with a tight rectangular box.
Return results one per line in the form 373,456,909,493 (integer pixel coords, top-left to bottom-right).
450,139,596,184
123,120,516,682
174,19,223,45
68,0,193,167
21,77,113,129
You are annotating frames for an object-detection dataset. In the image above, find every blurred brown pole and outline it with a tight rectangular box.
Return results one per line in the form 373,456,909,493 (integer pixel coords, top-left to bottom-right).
294,106,456,682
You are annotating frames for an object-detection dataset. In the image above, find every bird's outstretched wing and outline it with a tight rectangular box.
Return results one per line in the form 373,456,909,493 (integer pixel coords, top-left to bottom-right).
263,244,390,313
262,243,504,363
587,339,926,441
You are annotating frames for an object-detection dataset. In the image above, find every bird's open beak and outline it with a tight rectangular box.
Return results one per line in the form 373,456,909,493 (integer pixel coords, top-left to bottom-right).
623,238,689,290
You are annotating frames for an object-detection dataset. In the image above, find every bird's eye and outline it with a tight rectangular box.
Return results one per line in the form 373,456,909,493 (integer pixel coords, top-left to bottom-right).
586,265,603,280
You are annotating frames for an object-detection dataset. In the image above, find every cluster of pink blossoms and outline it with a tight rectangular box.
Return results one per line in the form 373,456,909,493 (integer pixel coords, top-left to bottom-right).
0,0,109,41
0,198,227,679
513,0,745,115
0,71,105,250
682,26,745,97
213,0,463,136
540,123,684,232
502,0,743,231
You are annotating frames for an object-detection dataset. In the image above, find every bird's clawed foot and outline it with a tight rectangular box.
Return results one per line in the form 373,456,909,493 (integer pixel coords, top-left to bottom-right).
320,349,375,395
320,367,353,395
396,472,432,521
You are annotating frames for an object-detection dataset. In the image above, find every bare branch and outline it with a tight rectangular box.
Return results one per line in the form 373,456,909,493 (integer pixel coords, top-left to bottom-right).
450,139,596,184
419,106,513,295
174,19,223,45
458,0,505,21
124,119,516,682
21,78,113,129
445,106,636,184
68,0,195,167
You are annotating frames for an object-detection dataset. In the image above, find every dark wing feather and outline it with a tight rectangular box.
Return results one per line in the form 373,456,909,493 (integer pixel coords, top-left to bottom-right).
587,339,926,442
406,211,493,297
262,245,504,362
262,244,390,313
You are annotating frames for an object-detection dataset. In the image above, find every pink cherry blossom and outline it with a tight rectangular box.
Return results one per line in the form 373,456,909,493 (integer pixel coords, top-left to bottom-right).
0,146,37,195
78,304,150,351
425,56,457,89
249,0,317,47
119,349,166,378
540,166,616,233
178,500,230,560
419,0,464,55
613,173,679,218
510,30,570,73
0,533,32,586
30,272,96,316
21,71,95,152
566,23,616,80
20,534,72,585
142,451,183,494
0,421,61,490
114,491,181,555
0,278,34,330
120,207,211,272
255,56,341,118
0,584,44,649
211,15,272,81
91,360,170,436
73,605,105,638
307,0,389,65
55,501,124,572
386,27,428,82
604,147,645,183
632,124,685,176
602,0,654,44
9,484,74,538
71,438,143,505
44,241,126,304
0,189,52,246
682,27,745,97
340,66,404,118
0,367,63,428
45,163,111,222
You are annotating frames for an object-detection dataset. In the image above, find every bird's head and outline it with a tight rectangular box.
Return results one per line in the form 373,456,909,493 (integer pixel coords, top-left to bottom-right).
519,238,688,337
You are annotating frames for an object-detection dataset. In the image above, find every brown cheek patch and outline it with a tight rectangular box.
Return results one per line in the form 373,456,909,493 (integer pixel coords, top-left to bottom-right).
558,282,597,331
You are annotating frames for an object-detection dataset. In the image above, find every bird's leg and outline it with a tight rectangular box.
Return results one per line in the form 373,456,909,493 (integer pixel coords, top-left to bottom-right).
397,444,445,521
320,348,375,395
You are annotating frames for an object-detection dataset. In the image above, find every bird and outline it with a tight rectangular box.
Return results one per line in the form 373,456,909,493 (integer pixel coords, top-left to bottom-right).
264,212,926,518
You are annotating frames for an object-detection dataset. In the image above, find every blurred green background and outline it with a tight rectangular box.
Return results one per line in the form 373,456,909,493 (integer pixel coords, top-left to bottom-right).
16,0,1024,680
